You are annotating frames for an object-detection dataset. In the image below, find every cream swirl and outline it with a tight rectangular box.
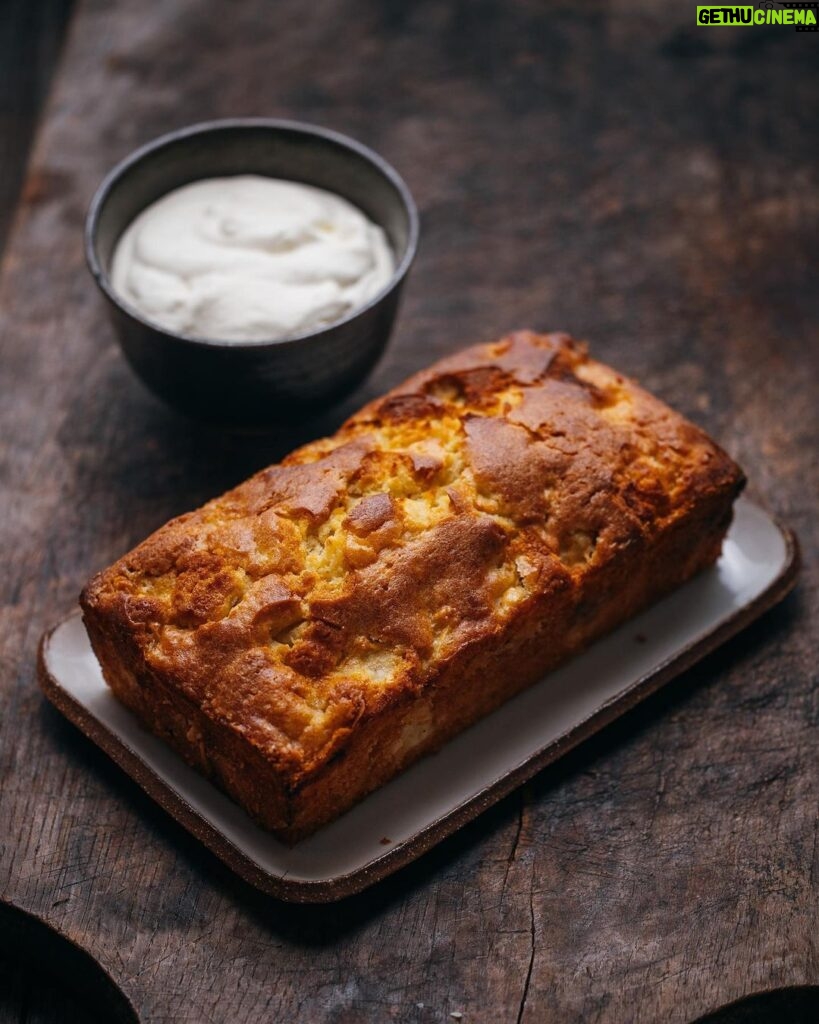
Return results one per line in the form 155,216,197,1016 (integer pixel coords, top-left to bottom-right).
110,175,394,342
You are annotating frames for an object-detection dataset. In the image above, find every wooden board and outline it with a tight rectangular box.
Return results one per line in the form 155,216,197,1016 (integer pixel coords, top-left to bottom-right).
0,1,817,1021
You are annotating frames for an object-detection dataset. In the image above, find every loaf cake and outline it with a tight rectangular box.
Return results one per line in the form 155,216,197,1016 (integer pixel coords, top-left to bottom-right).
81,332,744,842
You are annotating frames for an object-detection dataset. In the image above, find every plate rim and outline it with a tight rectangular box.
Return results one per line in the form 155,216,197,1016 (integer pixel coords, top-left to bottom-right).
37,504,801,903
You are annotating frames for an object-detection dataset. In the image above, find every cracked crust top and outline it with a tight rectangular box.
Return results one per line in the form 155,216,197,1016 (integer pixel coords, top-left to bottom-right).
81,331,744,786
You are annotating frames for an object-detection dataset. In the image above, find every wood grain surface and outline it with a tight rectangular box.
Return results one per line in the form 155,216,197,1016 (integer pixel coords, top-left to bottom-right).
0,1,817,1021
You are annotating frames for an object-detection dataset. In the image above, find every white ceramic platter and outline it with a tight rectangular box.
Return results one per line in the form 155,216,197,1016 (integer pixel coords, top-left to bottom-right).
39,498,798,902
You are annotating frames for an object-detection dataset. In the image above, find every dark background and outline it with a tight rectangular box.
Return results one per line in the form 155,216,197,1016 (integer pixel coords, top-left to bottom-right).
0,2,817,1022
0,0,73,258
1,6,79,1020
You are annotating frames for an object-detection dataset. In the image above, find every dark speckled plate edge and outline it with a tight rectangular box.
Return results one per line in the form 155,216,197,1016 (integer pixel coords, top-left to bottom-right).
37,515,800,904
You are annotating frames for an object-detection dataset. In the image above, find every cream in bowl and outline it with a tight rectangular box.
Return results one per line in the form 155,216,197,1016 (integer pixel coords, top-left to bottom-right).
85,118,418,423
110,176,395,343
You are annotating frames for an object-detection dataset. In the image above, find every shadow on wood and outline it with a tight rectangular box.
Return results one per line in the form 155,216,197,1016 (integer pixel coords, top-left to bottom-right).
0,901,138,1023
692,986,819,1023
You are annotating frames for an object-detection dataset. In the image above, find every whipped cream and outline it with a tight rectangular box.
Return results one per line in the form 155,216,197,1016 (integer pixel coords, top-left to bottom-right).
110,175,394,342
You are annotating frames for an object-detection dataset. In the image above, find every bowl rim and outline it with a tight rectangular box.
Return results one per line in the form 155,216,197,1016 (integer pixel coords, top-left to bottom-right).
84,117,420,350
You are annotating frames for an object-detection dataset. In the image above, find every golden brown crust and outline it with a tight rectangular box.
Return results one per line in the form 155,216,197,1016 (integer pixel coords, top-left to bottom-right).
81,331,745,841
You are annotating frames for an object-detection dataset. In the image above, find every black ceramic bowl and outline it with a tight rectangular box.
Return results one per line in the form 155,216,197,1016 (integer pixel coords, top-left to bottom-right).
86,119,418,424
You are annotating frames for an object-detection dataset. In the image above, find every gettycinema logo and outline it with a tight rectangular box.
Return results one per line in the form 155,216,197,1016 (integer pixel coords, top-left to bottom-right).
697,3,818,28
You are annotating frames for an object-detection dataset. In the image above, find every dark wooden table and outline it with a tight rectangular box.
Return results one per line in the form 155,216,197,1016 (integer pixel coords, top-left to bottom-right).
1,2,817,1021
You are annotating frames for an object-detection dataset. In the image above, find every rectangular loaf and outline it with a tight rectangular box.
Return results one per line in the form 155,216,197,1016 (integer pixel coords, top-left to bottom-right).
81,331,745,842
